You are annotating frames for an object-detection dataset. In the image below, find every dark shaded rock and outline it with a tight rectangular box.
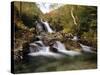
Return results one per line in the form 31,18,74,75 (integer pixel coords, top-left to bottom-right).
50,47,58,53
35,43,42,47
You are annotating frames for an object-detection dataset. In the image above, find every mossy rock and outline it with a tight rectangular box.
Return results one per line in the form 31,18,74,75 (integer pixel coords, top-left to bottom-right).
64,40,82,52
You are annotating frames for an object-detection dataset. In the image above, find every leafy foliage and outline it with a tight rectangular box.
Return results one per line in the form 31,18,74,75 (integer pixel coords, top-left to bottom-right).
43,5,97,47
14,1,43,28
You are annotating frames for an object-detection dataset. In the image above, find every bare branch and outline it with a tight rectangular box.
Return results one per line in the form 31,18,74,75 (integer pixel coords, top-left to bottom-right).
71,7,77,26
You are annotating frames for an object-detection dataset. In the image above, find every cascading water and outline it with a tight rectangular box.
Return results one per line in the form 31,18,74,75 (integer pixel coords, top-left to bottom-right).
29,40,81,58
28,19,95,58
80,43,95,53
52,41,81,56
41,20,54,33
35,20,54,33
28,41,64,59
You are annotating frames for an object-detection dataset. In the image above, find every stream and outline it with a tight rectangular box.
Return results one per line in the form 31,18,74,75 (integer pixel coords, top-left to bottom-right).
14,19,97,73
28,20,95,58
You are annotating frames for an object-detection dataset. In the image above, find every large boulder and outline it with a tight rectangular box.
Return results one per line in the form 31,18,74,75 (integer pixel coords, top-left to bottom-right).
64,40,82,52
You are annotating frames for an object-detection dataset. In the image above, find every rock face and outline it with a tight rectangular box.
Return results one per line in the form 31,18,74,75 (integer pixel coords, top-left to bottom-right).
50,47,58,53
34,31,82,53
37,32,73,46
64,40,82,52
31,32,80,52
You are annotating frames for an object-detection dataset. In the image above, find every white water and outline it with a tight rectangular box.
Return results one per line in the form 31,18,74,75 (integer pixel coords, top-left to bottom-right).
52,41,81,56
42,21,54,33
29,20,95,58
52,41,66,51
80,43,95,53
29,21,81,58
72,36,78,41
36,20,54,33
29,40,81,58
28,49,64,59
28,41,64,59
29,41,46,52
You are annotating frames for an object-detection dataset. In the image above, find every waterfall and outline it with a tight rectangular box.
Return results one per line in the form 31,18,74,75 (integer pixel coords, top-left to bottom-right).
29,40,81,58
80,44,95,53
52,41,81,56
35,20,54,33
42,21,54,33
29,20,81,58
28,19,95,59
52,41,66,51
29,41,47,52
28,41,64,59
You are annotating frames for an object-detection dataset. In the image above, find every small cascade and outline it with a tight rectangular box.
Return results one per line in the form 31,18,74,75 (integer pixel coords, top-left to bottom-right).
80,43,95,53
29,40,81,58
35,20,54,33
41,21,54,33
52,41,81,56
29,41,46,52
28,41,64,59
28,19,95,59
52,41,66,51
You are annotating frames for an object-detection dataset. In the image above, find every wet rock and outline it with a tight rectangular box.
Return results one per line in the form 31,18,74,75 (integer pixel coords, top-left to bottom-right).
50,46,58,53
40,32,74,46
64,40,82,52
